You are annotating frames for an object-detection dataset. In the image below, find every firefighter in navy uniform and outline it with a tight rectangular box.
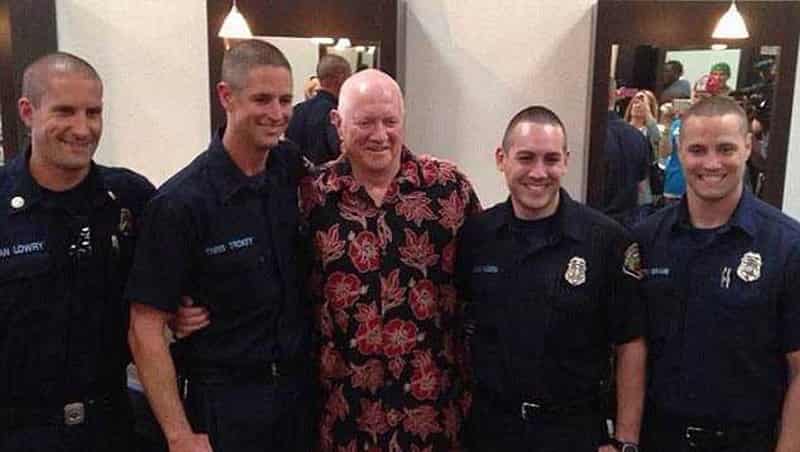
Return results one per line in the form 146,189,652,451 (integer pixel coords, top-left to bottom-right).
635,96,800,451
0,53,155,452
126,40,313,452
458,106,647,452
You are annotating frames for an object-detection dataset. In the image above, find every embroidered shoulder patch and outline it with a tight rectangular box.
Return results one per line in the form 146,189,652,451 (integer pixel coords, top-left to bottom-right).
622,243,644,280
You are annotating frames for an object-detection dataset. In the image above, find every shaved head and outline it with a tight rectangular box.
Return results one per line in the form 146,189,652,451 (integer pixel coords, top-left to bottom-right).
337,69,404,120
332,69,405,177
22,52,102,107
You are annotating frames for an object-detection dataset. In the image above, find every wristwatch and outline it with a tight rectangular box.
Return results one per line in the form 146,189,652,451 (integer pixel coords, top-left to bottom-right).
607,438,640,452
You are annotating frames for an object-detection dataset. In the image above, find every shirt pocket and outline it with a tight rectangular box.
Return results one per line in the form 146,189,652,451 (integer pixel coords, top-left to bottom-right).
548,289,598,353
200,246,272,310
0,253,54,391
640,277,680,357
716,283,772,349
467,271,507,386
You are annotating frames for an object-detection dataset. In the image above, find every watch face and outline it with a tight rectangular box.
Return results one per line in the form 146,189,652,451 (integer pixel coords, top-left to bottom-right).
621,445,639,452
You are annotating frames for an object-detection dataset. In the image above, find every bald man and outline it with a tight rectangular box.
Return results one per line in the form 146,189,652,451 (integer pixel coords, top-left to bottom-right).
299,69,481,451
0,52,155,451
286,54,352,165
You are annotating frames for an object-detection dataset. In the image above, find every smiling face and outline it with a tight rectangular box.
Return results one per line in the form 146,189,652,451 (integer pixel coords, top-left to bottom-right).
332,70,405,178
19,72,103,175
496,121,568,221
679,113,751,206
219,64,293,152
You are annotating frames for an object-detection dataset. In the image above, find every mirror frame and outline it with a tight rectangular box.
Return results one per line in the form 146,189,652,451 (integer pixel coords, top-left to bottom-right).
587,0,800,209
206,0,398,132
0,0,58,162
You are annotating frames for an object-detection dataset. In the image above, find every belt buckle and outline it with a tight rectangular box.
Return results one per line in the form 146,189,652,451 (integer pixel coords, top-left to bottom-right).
685,425,724,449
520,401,541,420
63,402,86,426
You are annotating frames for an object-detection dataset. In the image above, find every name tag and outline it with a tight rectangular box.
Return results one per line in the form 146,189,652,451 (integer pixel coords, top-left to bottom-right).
204,236,255,256
472,265,499,274
0,241,46,259
643,267,670,277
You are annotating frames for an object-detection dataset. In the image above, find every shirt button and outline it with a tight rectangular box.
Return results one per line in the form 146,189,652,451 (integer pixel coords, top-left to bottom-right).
10,196,25,209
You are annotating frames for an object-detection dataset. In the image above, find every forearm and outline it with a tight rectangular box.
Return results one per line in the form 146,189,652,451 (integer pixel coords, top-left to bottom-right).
129,304,193,442
614,338,647,442
777,365,800,452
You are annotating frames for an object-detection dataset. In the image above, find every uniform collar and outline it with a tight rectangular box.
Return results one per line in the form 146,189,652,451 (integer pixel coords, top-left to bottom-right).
315,89,338,105
672,190,758,237
206,128,276,202
489,188,586,242
7,147,111,215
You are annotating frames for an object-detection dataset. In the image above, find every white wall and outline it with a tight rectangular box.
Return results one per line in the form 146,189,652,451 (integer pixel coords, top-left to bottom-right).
782,39,800,220
401,0,596,206
56,0,211,187
259,36,319,105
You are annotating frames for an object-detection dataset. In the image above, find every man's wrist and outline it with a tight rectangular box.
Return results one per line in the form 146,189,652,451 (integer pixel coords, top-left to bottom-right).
607,438,639,452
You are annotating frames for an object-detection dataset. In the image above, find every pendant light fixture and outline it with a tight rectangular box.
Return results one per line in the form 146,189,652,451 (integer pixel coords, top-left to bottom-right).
218,0,253,39
712,0,749,40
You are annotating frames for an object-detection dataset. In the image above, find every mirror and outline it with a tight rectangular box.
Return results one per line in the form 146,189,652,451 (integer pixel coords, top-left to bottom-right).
206,0,397,132
258,36,382,105
610,44,779,199
586,0,800,211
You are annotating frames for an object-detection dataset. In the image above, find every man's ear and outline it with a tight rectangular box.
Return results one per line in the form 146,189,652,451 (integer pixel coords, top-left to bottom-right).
330,109,343,139
217,82,234,111
495,146,505,173
18,97,34,127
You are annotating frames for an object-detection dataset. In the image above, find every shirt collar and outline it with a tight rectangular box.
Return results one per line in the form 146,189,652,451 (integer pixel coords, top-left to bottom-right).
206,127,274,202
315,89,338,105
672,190,758,237
488,188,586,242
7,147,111,215
325,146,416,193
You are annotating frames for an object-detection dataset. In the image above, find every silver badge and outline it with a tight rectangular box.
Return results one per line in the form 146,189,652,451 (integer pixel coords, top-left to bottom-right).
736,251,762,283
565,256,587,286
10,196,24,209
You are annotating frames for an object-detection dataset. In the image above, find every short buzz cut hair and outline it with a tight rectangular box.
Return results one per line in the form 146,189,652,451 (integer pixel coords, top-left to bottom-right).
317,54,351,81
683,95,749,135
666,60,684,76
22,52,102,106
221,39,292,91
501,105,567,152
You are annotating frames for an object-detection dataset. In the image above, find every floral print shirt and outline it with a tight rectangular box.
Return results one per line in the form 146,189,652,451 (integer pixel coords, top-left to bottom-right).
300,148,481,451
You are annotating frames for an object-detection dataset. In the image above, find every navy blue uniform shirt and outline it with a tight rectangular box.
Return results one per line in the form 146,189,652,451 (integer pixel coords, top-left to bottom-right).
0,151,154,406
124,134,311,373
457,190,645,404
603,111,651,221
633,190,800,423
285,90,341,166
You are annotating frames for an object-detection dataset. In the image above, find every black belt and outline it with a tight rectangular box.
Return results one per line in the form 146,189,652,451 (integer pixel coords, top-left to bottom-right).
0,392,124,429
477,385,606,421
183,358,309,387
646,408,777,449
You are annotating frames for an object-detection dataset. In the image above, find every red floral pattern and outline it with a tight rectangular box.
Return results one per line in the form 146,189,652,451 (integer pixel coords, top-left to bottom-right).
301,149,481,451
325,271,363,310
409,279,438,321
